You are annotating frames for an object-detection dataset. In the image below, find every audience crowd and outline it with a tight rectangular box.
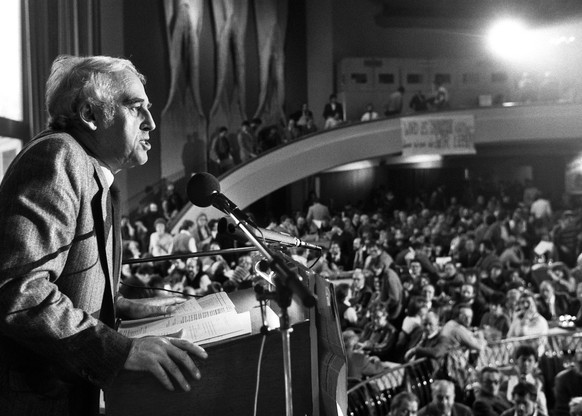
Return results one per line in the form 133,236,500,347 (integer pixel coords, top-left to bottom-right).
122,175,582,416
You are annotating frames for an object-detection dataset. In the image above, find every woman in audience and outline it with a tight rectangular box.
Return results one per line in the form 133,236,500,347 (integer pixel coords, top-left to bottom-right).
193,212,213,251
507,292,549,347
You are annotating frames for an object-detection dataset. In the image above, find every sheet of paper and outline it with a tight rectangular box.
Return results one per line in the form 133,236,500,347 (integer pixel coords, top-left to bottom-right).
119,311,252,346
196,291,236,311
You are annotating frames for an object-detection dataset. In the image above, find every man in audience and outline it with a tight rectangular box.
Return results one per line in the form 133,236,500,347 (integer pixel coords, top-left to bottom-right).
390,391,420,416
322,93,344,124
501,382,539,416
536,280,572,321
554,349,582,416
441,304,487,352
385,86,405,116
418,379,472,416
479,293,510,340
343,329,390,380
360,103,379,121
454,283,488,327
306,196,331,227
473,367,512,416
501,344,548,416
404,311,450,375
237,120,256,162
171,219,198,254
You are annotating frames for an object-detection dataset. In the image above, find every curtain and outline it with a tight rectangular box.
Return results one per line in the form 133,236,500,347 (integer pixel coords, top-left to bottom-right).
207,0,249,136
253,0,288,126
161,0,208,178
24,0,100,137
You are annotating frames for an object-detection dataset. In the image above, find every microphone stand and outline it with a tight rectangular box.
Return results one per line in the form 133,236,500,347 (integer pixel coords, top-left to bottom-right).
226,212,317,416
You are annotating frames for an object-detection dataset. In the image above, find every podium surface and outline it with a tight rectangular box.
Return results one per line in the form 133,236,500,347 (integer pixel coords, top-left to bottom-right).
105,275,346,416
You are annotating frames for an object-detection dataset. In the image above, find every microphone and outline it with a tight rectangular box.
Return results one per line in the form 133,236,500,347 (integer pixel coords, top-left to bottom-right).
218,217,321,251
187,173,317,308
187,172,249,221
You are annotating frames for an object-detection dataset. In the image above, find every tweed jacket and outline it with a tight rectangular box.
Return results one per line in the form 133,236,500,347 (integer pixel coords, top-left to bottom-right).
0,131,132,415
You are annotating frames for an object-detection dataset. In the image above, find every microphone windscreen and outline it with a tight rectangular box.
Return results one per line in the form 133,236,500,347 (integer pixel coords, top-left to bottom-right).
187,172,220,207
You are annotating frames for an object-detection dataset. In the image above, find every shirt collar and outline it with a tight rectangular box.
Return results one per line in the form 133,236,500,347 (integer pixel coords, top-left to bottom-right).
99,162,115,188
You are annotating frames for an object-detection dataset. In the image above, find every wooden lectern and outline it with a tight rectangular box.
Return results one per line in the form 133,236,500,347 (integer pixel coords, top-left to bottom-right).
105,273,347,416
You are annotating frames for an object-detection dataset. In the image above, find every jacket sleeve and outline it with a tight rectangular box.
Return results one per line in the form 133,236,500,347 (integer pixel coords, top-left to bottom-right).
0,135,131,388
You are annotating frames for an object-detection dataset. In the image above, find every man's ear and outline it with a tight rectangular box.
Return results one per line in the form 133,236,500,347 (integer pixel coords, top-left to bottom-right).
79,102,98,131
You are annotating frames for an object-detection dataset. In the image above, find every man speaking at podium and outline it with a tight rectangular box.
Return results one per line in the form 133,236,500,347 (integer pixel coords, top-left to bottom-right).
0,55,207,415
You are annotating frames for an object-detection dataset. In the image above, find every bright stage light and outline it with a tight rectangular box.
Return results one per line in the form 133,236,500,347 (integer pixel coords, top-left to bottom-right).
487,19,538,61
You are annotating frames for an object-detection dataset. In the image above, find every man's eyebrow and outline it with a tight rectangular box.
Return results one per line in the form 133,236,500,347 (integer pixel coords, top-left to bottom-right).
123,97,152,109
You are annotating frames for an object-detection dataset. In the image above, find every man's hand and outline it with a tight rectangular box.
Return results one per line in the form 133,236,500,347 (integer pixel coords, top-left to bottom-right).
115,296,188,320
124,336,208,391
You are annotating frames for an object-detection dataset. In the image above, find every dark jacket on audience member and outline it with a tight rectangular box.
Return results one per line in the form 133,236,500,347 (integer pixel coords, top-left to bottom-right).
536,292,572,321
419,402,473,416
473,391,512,416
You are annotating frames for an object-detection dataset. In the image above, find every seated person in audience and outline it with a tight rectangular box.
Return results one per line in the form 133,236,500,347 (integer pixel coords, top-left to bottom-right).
359,307,399,361
505,288,523,323
548,262,575,294
418,379,473,416
480,262,510,301
404,311,450,375
201,240,233,284
453,283,488,327
440,303,487,352
360,103,379,121
343,329,390,380
436,261,464,299
569,282,582,326
407,259,425,290
148,274,171,297
350,237,368,270
479,292,511,340
476,240,501,275
396,296,429,357
536,280,572,321
391,392,420,416
473,366,512,416
421,283,437,311
501,381,539,416
350,268,374,316
554,349,582,416
167,268,187,293
230,255,254,289
336,283,359,330
501,344,548,416
119,264,156,299
148,217,173,257
326,241,352,277
507,292,549,339
570,397,582,416
184,257,212,296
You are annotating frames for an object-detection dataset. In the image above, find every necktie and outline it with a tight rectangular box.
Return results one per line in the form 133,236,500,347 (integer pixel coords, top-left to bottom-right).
100,184,121,328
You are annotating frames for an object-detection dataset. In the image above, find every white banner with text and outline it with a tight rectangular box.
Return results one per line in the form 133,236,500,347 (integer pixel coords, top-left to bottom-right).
400,115,476,156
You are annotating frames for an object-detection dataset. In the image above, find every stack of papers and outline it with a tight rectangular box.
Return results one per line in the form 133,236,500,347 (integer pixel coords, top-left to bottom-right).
118,292,252,346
